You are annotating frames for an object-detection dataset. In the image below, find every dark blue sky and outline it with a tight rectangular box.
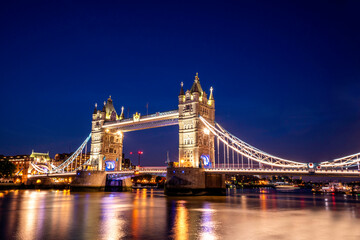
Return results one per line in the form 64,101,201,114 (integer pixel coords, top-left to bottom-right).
1,1,360,166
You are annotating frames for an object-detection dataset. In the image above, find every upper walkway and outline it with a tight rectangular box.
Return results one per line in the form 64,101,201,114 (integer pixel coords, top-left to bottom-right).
103,110,179,132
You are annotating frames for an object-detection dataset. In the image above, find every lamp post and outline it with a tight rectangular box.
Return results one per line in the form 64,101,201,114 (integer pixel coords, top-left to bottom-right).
138,151,143,167
130,151,143,169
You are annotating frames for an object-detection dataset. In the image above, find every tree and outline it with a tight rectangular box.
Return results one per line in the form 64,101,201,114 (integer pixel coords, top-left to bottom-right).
0,160,16,178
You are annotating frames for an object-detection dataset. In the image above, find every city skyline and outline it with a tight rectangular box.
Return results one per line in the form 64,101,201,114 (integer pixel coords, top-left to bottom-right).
1,1,360,166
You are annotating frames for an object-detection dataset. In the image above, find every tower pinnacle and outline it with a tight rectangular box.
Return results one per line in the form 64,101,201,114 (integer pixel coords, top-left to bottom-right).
93,103,98,114
209,86,214,100
190,72,203,94
120,106,125,120
179,82,185,96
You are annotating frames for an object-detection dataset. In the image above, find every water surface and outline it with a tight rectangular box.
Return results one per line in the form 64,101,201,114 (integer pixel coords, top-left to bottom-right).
1,189,360,240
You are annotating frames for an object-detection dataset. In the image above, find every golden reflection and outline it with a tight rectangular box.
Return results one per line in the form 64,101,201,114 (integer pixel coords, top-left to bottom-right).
63,189,70,195
173,201,189,240
260,194,267,210
135,189,141,199
19,191,39,239
50,189,72,239
241,195,247,210
132,192,140,238
141,188,147,199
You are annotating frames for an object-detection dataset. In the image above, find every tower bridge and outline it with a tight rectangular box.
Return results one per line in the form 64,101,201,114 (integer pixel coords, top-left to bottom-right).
26,73,360,194
89,72,215,172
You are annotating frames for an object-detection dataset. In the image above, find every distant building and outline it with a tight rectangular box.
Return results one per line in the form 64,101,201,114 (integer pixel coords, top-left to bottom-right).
26,151,52,175
122,157,135,170
0,154,31,182
30,150,51,164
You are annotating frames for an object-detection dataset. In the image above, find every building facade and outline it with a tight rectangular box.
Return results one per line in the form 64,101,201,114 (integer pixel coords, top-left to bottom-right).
0,154,31,182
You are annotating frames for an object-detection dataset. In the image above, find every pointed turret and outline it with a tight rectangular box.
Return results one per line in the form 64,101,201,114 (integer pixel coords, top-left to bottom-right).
209,87,214,100
208,86,215,107
179,82,185,96
103,95,117,119
93,103,98,114
190,72,203,94
119,106,124,120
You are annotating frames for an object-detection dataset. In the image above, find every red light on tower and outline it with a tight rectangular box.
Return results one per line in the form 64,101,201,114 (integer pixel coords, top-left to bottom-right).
130,152,133,155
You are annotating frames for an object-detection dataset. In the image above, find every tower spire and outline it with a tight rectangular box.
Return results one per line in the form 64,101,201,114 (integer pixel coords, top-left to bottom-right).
93,103,98,114
209,87,214,100
120,106,124,120
179,82,185,96
190,72,203,94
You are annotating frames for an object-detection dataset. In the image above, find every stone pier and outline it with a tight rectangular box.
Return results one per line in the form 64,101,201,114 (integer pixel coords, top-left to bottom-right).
71,171,107,191
165,167,226,196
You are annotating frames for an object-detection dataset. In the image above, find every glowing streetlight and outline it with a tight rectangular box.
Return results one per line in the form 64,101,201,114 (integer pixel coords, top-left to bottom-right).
138,151,143,167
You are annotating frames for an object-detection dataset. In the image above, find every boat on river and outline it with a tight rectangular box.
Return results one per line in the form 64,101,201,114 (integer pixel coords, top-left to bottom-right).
274,182,300,191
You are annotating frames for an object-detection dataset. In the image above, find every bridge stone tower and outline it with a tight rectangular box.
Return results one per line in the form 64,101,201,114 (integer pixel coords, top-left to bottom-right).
90,96,124,171
178,73,215,168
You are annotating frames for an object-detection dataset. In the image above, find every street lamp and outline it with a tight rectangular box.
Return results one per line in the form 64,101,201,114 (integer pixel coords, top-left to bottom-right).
130,151,144,168
138,151,143,167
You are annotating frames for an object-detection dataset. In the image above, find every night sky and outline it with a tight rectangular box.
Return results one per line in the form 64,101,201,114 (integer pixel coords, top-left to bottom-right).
1,1,360,166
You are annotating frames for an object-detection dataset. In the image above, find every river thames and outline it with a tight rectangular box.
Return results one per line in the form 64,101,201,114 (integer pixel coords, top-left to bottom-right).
1,189,360,240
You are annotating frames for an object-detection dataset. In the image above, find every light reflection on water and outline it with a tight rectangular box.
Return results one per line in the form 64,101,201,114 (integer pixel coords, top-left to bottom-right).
0,189,360,239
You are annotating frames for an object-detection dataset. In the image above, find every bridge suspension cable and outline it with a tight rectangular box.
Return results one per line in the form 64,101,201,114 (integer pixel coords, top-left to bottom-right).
199,116,307,169
318,153,360,169
200,116,360,170
51,133,92,173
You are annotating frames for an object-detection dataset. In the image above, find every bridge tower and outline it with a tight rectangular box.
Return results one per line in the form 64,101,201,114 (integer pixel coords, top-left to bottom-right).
178,73,215,168
90,96,124,171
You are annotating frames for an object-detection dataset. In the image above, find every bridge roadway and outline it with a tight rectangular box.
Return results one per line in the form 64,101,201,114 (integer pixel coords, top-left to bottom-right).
28,167,360,178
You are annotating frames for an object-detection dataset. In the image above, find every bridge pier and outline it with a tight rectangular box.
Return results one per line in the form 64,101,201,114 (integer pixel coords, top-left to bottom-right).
71,171,107,191
105,177,132,192
165,167,226,196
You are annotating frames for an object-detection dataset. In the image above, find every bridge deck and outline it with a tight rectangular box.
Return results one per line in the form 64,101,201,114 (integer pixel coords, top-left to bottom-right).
27,167,360,178
205,168,360,177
